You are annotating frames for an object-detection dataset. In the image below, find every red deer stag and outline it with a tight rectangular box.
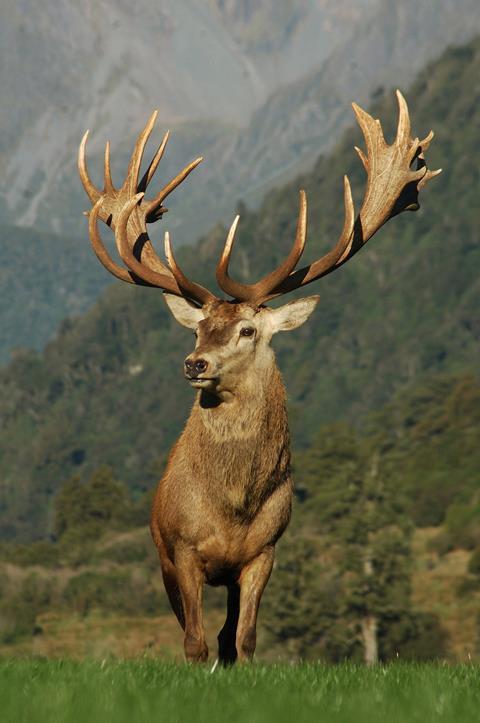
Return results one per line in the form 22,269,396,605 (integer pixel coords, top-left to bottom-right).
79,92,439,665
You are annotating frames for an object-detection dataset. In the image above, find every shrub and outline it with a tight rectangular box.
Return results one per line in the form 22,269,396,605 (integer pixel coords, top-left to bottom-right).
0,542,60,567
468,546,480,576
54,467,132,545
0,597,38,644
95,540,149,564
0,574,52,643
381,611,448,661
445,504,480,550
426,531,454,557
456,577,480,596
62,569,166,617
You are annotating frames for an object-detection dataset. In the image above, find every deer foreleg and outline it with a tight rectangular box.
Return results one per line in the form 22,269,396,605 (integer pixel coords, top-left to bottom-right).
175,548,208,663
161,562,185,630
152,529,186,630
217,583,240,666
236,547,274,662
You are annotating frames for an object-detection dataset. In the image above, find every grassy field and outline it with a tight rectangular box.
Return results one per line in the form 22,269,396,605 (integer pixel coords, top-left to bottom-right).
1,660,479,723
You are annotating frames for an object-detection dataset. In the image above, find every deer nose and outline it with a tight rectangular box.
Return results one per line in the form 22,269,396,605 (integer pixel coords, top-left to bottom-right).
184,357,208,377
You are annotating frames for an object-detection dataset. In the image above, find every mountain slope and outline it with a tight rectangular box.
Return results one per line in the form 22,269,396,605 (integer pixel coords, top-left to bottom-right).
0,225,111,362
2,0,477,242
0,38,479,540
0,0,375,233
228,0,480,207
1,0,479,361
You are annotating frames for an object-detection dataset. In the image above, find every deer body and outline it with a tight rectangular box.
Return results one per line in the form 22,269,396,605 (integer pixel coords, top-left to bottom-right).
152,362,292,567
79,92,439,663
156,366,291,541
150,301,300,662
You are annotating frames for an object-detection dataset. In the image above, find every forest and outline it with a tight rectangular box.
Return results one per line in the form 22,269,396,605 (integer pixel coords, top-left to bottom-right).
0,38,479,662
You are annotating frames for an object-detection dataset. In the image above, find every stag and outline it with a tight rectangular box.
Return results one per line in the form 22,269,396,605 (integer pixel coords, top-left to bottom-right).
79,92,439,664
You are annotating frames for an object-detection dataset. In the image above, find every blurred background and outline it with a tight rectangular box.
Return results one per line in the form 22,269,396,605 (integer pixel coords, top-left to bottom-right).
0,0,479,663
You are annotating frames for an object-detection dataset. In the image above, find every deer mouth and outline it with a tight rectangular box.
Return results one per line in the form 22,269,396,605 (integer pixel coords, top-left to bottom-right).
187,377,217,389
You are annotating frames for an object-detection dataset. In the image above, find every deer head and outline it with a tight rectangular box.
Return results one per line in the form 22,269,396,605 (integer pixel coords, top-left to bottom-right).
79,91,440,399
164,295,319,397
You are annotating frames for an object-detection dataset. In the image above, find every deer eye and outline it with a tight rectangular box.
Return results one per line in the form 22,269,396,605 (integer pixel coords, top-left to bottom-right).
240,327,255,337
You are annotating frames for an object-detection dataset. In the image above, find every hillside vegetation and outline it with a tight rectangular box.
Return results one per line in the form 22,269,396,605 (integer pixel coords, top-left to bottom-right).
0,224,110,363
0,38,478,541
1,370,479,661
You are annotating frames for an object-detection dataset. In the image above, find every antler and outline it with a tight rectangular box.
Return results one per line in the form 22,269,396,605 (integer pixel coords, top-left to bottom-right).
215,190,308,301
78,111,216,305
215,90,440,304
80,92,439,309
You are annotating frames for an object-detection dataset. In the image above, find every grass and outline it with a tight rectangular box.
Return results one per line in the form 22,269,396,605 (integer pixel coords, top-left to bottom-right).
1,660,480,723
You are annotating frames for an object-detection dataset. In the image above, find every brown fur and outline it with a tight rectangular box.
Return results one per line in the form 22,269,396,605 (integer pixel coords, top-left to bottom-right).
150,300,302,664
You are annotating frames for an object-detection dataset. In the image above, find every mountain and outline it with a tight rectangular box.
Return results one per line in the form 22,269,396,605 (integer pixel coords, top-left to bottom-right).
1,0,479,361
0,37,479,540
227,0,480,206
0,0,375,233
0,0,373,359
2,0,477,240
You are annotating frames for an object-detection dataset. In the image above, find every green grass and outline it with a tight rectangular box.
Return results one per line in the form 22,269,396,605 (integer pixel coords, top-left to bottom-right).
1,660,479,723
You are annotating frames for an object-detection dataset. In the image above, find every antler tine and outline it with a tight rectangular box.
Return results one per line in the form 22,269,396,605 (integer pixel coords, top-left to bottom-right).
215,215,242,299
164,231,217,306
260,178,354,300
298,175,354,284
144,156,204,219
125,110,159,196
78,130,101,204
88,197,146,285
114,194,184,295
139,130,170,193
395,89,412,148
417,130,442,190
104,141,114,193
216,191,308,303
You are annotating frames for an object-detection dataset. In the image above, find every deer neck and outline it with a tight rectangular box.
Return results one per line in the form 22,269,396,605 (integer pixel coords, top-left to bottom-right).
194,358,286,442
182,356,290,517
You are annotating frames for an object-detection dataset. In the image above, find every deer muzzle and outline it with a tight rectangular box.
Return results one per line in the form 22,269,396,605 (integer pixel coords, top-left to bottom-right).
184,355,217,388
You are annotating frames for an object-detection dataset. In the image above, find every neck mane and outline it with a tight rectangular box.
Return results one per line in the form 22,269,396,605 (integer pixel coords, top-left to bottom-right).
181,360,291,518
195,362,285,441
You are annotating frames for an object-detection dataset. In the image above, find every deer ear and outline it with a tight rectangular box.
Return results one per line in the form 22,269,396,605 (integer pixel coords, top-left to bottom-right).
163,293,205,329
268,296,320,333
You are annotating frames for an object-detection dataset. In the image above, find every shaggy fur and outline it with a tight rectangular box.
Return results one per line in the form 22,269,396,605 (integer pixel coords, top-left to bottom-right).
150,297,318,663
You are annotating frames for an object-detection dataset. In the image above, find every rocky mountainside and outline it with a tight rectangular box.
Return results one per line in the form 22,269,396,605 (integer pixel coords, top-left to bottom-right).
229,0,480,204
0,0,374,228
1,0,479,360
2,0,477,234
0,37,478,539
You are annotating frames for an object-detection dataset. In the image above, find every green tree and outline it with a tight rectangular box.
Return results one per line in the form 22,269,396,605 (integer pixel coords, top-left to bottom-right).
294,426,419,663
339,450,413,664
262,535,357,662
53,474,85,539
53,466,131,545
